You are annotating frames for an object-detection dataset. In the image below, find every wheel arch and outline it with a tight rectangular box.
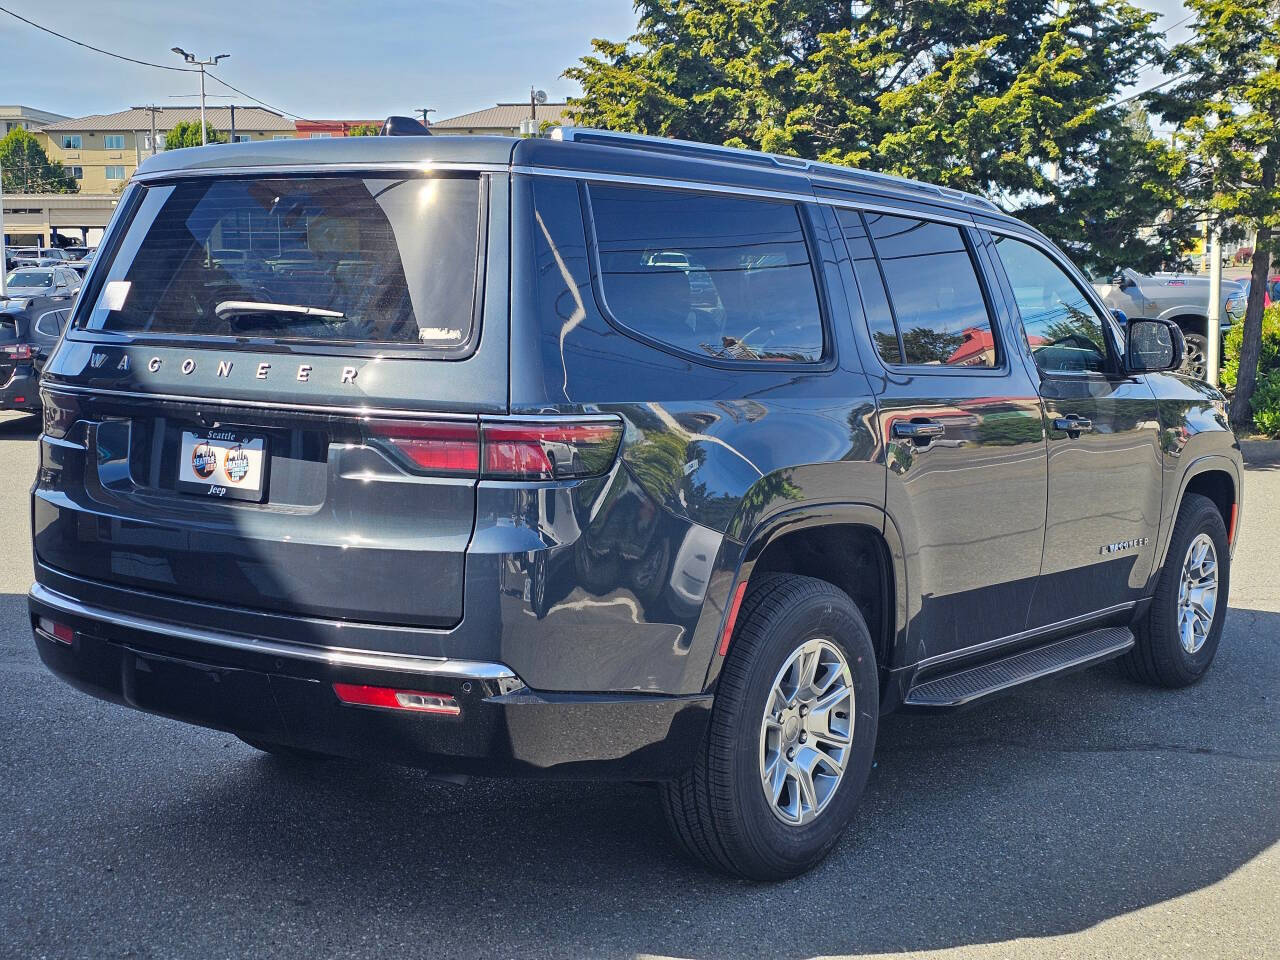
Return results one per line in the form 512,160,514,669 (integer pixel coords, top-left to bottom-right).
1157,455,1241,573
704,503,908,692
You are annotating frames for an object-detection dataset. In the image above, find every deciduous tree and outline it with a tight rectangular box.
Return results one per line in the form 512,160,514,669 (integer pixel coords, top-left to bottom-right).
0,128,77,193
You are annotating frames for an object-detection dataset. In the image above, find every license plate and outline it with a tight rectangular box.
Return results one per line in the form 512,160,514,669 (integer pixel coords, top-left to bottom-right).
176,429,268,502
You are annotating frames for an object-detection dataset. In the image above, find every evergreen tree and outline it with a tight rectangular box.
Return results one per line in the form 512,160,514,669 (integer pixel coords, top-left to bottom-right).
564,1,1181,268
1153,0,1279,426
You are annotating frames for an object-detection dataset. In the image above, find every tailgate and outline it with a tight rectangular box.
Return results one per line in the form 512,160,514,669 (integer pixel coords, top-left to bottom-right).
33,389,475,627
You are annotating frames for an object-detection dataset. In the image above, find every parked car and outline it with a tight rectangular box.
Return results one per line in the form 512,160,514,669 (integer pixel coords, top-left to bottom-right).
28,131,1242,880
4,266,82,304
1093,268,1246,379
1,290,73,414
65,249,96,275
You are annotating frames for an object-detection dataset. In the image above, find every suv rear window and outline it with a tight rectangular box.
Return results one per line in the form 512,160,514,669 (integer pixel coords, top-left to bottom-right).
588,184,824,363
82,175,482,351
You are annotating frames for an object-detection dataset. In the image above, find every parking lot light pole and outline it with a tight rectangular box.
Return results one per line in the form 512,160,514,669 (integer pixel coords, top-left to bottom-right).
1208,228,1222,388
171,48,230,145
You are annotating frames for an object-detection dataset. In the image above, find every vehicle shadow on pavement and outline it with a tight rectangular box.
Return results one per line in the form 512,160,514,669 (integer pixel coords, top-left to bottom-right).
3,602,1277,959
0,412,41,439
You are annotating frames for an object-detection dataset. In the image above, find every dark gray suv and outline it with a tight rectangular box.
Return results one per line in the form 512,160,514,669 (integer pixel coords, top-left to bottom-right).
28,129,1243,879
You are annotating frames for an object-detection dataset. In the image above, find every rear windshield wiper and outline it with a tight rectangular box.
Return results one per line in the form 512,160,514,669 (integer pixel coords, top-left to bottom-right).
214,300,344,321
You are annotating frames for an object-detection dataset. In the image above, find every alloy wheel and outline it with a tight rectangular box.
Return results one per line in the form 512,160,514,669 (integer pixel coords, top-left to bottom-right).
758,638,854,826
1177,533,1219,654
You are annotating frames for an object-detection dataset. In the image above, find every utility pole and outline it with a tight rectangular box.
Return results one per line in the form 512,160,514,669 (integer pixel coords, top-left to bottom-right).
416,108,434,128
171,48,230,145
230,104,236,142
132,106,161,155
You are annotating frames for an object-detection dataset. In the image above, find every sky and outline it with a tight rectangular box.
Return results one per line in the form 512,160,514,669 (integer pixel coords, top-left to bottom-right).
0,0,1195,124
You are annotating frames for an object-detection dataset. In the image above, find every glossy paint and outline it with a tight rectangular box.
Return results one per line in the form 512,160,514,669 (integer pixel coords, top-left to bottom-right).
28,134,1244,777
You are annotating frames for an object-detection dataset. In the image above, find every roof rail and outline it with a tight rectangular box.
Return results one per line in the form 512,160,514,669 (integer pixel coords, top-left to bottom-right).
548,126,999,213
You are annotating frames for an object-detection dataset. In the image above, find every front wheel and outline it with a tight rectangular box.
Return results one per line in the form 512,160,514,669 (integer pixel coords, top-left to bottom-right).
1120,493,1229,687
660,574,879,880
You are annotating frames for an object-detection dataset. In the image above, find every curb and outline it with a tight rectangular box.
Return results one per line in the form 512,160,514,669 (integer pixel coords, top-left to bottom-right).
1240,439,1280,465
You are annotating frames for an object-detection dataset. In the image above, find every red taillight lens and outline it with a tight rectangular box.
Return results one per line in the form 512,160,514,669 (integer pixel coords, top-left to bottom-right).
2,344,33,360
332,683,460,716
481,420,623,480
364,417,623,481
364,419,480,475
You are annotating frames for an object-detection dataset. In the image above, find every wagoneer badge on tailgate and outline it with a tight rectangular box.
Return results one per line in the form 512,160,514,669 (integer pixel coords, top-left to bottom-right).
89,351,360,386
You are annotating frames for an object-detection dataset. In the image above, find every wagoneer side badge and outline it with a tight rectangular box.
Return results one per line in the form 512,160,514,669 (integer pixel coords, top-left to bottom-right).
1099,537,1148,556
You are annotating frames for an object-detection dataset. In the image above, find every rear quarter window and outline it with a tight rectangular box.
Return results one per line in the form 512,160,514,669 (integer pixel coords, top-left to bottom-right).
587,183,825,363
80,174,483,353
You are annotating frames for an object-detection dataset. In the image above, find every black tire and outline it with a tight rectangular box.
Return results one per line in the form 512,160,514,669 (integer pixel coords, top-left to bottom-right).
1119,493,1229,688
236,734,331,762
660,574,879,880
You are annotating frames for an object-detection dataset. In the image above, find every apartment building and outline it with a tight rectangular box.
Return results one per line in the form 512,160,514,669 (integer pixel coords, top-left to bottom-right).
36,106,297,193
1,105,70,135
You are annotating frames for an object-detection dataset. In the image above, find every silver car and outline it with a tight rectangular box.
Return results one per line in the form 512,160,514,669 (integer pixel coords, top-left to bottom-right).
1092,268,1246,379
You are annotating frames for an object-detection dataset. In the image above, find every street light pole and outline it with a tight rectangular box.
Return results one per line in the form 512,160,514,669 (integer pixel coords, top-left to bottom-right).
171,48,230,145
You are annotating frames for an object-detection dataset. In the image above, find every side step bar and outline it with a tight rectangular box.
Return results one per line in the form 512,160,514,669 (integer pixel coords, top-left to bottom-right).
903,627,1135,710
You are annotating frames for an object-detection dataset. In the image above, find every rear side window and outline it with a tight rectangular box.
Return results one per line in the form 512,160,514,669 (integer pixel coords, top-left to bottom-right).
82,175,482,351
864,213,997,368
588,184,824,363
35,310,68,337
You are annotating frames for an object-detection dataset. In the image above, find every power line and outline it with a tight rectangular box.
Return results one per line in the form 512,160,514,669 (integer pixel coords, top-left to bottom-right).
0,5,313,123
0,5,196,72
205,73,315,122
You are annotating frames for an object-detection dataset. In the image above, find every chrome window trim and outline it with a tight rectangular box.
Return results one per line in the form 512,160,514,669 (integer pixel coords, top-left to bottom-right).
913,601,1137,672
29,582,518,680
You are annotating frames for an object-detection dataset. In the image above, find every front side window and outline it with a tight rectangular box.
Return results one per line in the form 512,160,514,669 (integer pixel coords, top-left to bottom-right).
61,135,82,149
993,235,1110,374
865,213,997,367
104,135,126,149
83,174,483,350
589,184,824,363
105,165,126,180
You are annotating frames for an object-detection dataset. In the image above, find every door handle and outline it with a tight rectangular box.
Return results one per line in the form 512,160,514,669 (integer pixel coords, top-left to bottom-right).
892,419,946,440
1053,415,1093,434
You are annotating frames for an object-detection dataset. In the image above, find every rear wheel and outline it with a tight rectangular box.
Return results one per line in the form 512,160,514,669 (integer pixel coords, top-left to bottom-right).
1120,493,1229,687
661,574,878,880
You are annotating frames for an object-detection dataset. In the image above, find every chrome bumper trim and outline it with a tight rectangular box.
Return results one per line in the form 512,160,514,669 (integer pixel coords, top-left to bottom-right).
28,582,518,681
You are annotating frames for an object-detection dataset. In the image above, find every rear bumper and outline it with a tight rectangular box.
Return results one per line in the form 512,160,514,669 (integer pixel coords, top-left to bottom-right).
29,582,711,780
0,368,40,410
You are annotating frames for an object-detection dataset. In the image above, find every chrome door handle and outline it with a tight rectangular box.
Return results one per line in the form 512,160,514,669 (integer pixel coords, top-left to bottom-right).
892,420,946,440
1053,416,1093,434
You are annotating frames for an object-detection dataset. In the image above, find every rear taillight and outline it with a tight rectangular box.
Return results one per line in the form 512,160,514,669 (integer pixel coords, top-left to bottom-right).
333,683,460,716
365,417,622,481
482,420,623,480
364,419,480,475
1,344,33,360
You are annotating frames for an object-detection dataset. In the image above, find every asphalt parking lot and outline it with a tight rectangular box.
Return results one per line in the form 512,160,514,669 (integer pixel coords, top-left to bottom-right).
0,408,1275,960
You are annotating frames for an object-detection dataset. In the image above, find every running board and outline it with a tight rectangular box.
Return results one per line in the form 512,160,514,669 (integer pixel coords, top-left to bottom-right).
903,627,1135,710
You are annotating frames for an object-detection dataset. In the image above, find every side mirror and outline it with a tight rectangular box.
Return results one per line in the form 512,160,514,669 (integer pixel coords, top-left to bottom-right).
1111,308,1128,325
1126,318,1184,374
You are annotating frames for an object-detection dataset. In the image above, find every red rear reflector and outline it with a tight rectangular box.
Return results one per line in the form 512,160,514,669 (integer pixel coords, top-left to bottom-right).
364,420,480,475
2,344,33,360
718,581,750,657
1228,502,1239,544
481,420,623,480
37,616,74,645
13,397,24,404
332,683,460,716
